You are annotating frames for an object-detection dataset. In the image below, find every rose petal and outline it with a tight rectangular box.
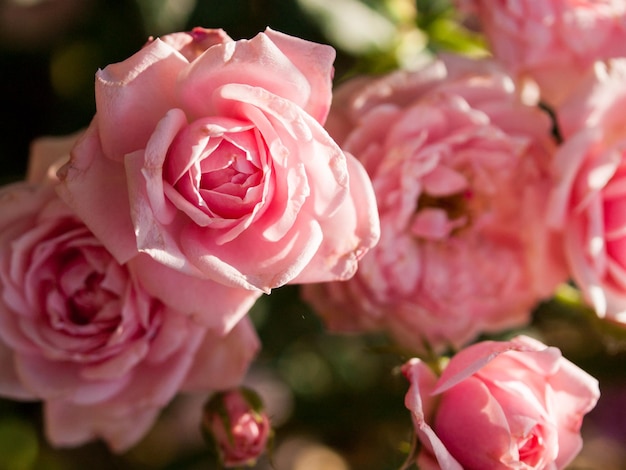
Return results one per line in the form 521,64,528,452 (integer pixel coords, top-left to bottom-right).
45,400,159,452
26,132,82,185
182,316,260,391
57,126,137,264
435,376,516,469
0,340,34,399
433,339,529,395
292,152,381,283
262,27,335,123
128,253,262,331
95,38,189,161
178,29,334,123
15,354,130,404
402,359,463,470
158,27,233,62
181,217,324,292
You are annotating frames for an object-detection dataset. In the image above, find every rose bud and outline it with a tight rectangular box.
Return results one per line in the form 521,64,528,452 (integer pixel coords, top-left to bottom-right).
202,387,271,468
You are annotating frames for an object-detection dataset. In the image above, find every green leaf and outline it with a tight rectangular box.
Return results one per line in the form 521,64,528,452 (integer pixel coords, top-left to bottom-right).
0,417,38,470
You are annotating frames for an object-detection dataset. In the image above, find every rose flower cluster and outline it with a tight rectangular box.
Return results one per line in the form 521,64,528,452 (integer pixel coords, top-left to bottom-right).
0,28,379,456
301,0,621,465
2,0,622,467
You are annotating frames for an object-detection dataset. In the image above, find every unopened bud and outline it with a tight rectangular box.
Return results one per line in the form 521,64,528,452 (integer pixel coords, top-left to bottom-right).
202,387,271,468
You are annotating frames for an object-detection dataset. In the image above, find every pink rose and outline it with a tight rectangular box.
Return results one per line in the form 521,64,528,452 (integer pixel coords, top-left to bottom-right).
57,27,379,293
202,388,271,468
0,137,261,451
303,56,566,352
402,335,600,470
30,133,262,332
549,60,626,323
457,0,626,106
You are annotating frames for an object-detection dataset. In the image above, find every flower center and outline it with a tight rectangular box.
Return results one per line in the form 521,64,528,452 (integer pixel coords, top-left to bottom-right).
49,244,121,334
417,190,472,222
67,272,114,325
166,121,268,224
411,189,473,240
518,429,543,467
199,140,262,200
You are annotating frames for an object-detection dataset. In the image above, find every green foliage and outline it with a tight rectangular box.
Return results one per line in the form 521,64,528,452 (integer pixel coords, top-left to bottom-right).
415,0,487,55
0,418,38,470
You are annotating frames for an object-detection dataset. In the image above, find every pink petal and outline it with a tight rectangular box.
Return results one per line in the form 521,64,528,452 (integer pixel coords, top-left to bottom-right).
80,340,150,381
134,108,189,226
263,27,335,123
214,83,348,220
435,377,515,469
421,165,468,196
128,254,262,332
548,357,600,468
433,339,526,395
95,38,189,161
507,335,563,375
0,183,51,236
125,150,206,279
15,354,129,404
181,216,323,292
0,340,34,399
182,316,260,391
45,400,159,452
547,129,602,229
26,131,83,185
563,216,609,315
402,359,463,470
101,321,204,409
292,152,381,283
158,27,233,62
178,29,334,123
56,125,138,264
411,208,466,240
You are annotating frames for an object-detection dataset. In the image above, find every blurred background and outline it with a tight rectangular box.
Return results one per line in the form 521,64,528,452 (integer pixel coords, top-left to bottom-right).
0,1,625,469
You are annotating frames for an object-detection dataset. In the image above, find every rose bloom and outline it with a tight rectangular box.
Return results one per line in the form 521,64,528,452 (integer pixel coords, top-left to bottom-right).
549,59,626,323
402,335,600,470
456,0,626,106
57,27,379,293
302,56,566,352
0,138,261,451
202,388,271,467
30,133,262,332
